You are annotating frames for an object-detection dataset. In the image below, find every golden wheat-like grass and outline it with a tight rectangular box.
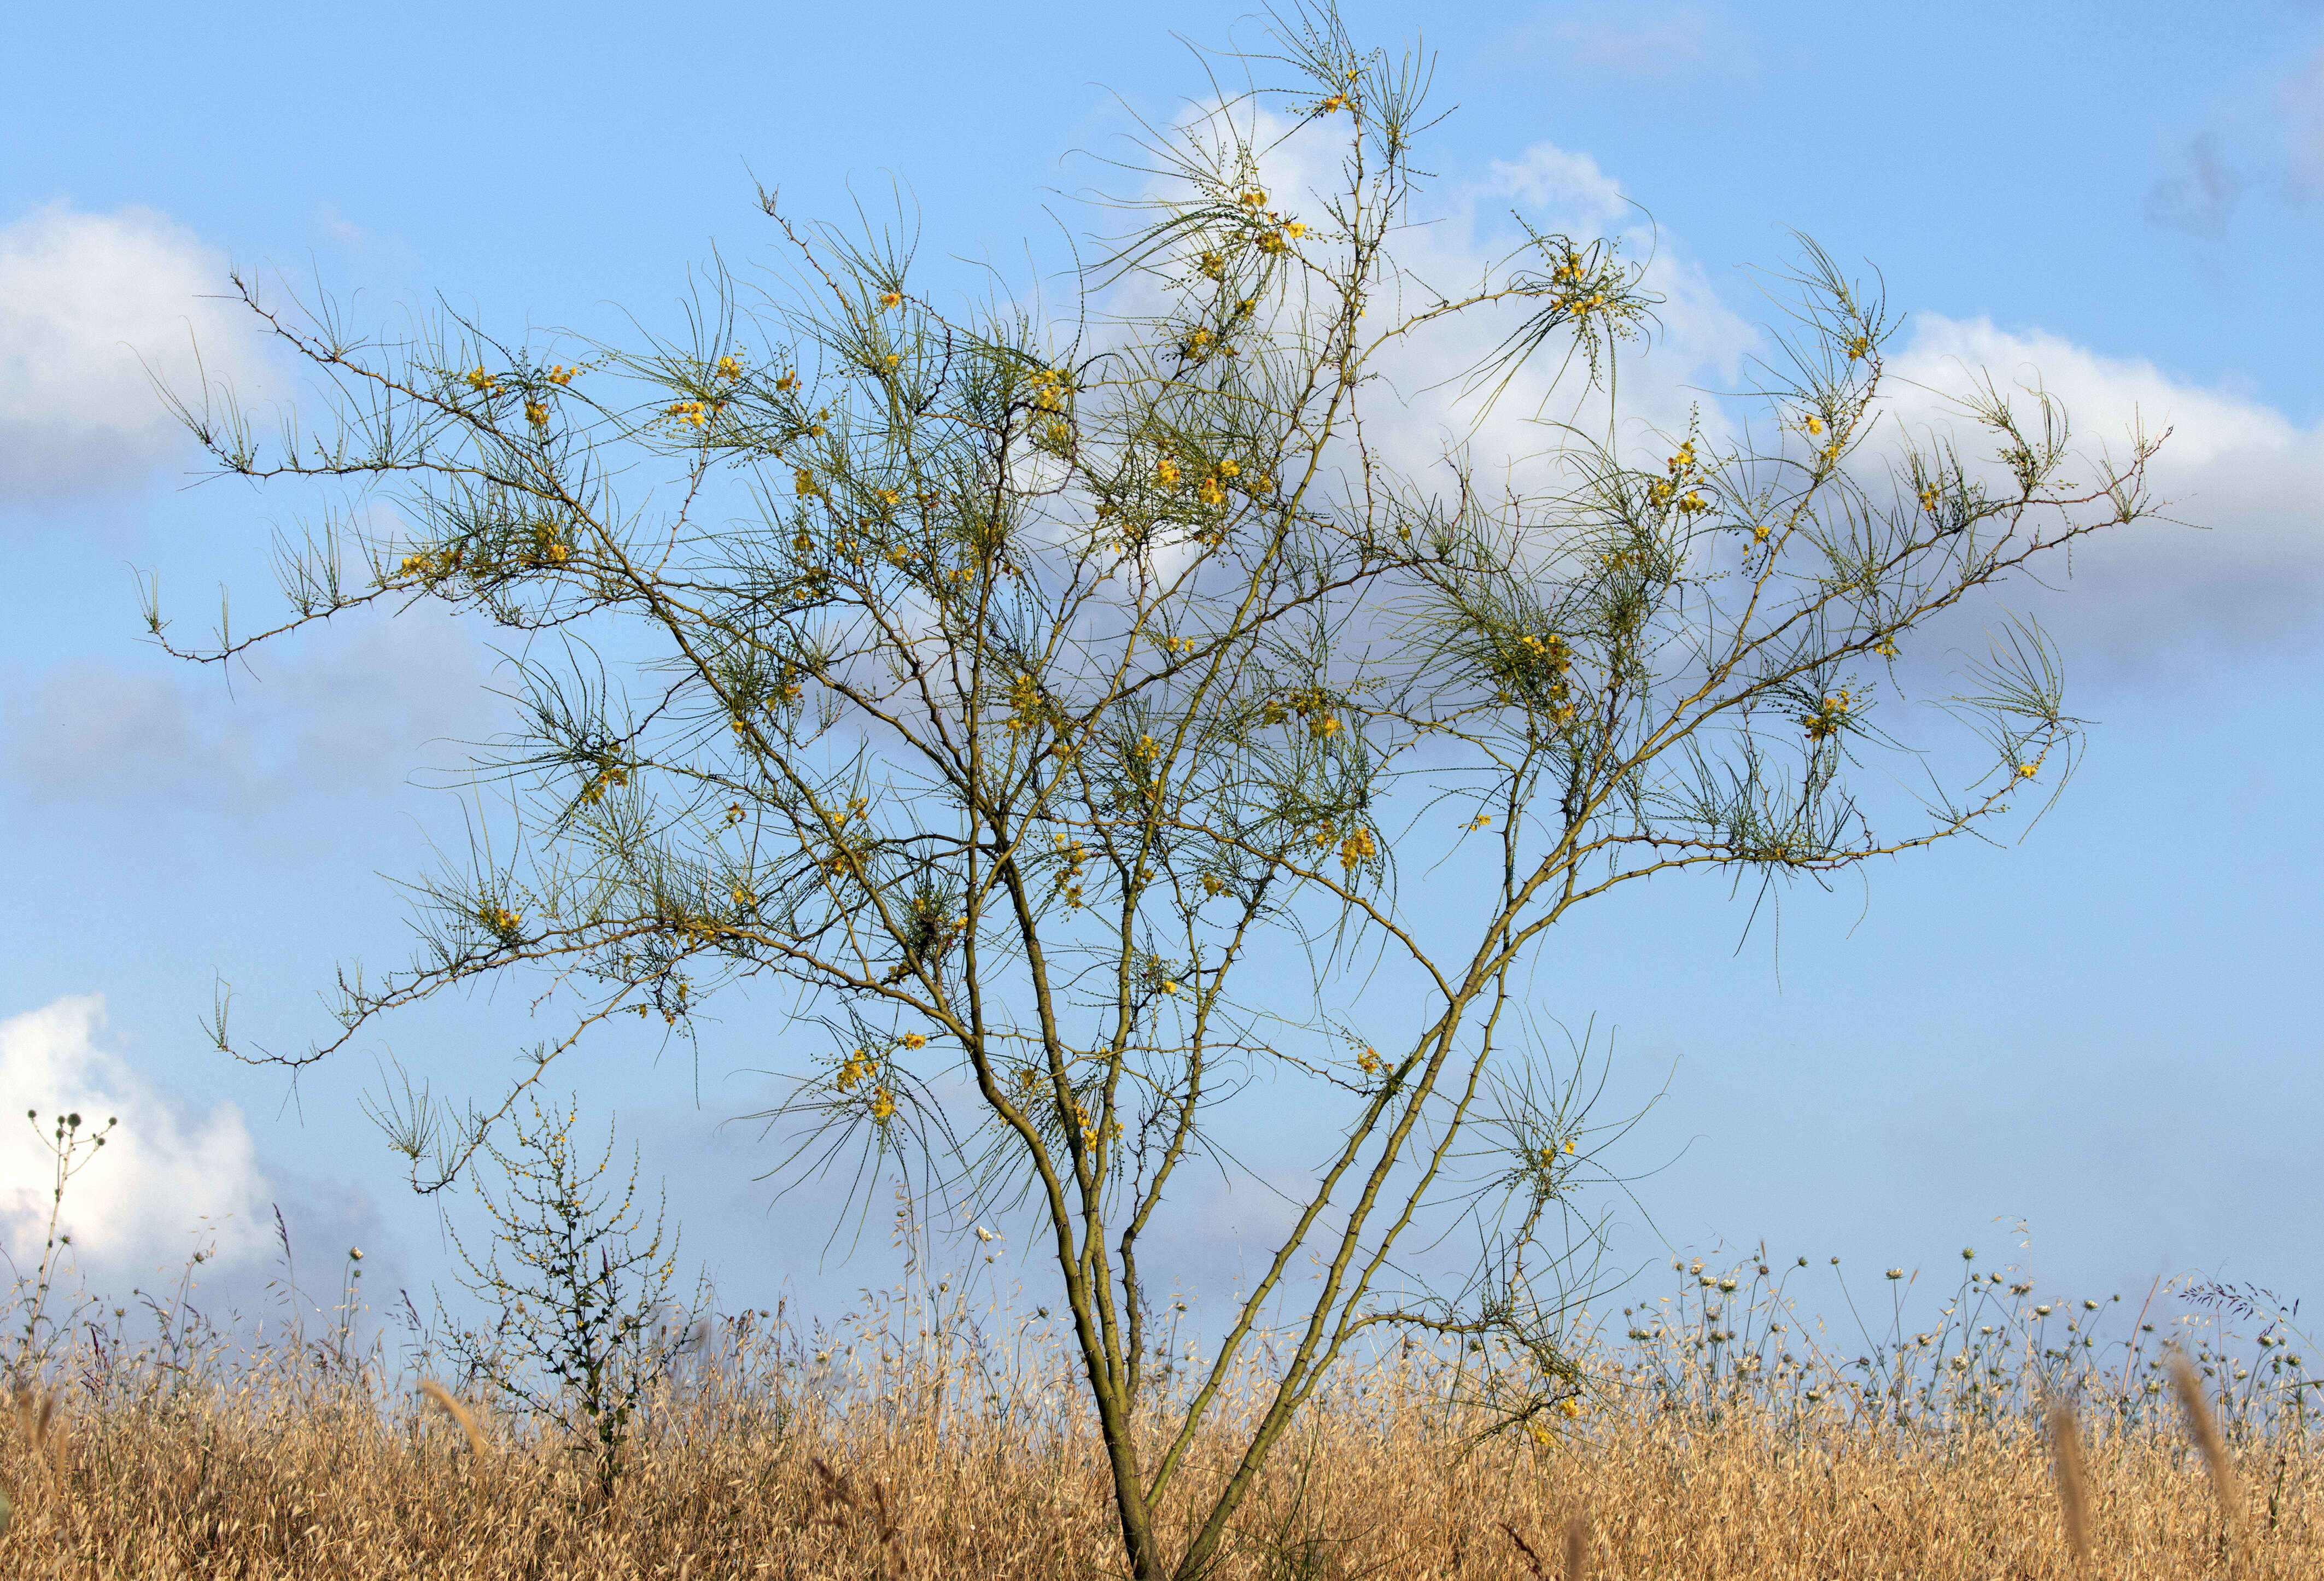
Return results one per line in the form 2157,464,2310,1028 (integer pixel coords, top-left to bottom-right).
0,1328,2314,1579
2046,1397,2091,1568
418,1378,490,1461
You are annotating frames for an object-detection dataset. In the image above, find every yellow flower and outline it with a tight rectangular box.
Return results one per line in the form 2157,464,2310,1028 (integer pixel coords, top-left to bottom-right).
545,365,577,387
524,399,548,427
1919,484,1941,511
714,354,744,380
1358,1046,1383,1075
1847,335,1872,359
775,371,801,393
1317,93,1347,114
1339,827,1377,869
1199,250,1225,279
1161,980,1179,996
1155,456,1182,487
1239,188,1268,208
1803,414,1824,436
794,467,816,497
901,1032,929,1050
1558,1396,1584,1419
869,1087,895,1122
1678,491,1708,513
1196,475,1226,507
883,352,902,369
465,367,499,394
879,290,903,309
1312,715,1340,739
1201,873,1226,896
1283,221,1307,238
2016,762,2039,779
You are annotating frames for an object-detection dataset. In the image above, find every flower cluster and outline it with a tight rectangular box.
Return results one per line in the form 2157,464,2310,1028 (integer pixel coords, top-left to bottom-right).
835,1047,878,1092
1801,688,1853,743
1052,832,1089,910
1024,366,1069,413
578,754,628,805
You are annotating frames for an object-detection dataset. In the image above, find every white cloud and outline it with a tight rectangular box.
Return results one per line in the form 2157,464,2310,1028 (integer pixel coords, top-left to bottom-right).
1484,144,1630,226
1882,315,2324,654
1114,110,2319,665
0,205,267,499
0,994,275,1284
1352,131,2324,659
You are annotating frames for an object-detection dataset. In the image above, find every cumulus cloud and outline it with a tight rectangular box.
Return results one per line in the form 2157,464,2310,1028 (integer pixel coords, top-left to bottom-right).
0,994,275,1285
3,608,488,810
1114,110,2315,670
1233,128,1759,490
1277,124,2324,660
0,205,267,499
1881,315,2324,656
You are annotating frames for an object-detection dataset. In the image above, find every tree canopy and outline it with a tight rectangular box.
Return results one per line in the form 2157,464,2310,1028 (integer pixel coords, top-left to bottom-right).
153,9,2167,1576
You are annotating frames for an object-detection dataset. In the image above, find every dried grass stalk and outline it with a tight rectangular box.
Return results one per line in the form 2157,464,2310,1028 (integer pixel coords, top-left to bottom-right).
2171,1348,2246,1565
2046,1398,2091,1568
418,1379,488,1460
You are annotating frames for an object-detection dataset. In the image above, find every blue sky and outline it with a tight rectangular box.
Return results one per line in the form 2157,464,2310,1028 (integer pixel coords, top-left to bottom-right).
2,1,2319,1337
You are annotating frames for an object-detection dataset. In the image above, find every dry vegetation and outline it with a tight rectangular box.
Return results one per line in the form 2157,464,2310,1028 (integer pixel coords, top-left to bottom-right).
3,1260,2316,1578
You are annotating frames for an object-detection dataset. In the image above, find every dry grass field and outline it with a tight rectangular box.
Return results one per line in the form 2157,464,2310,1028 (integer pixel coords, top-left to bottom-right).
3,1255,2317,1579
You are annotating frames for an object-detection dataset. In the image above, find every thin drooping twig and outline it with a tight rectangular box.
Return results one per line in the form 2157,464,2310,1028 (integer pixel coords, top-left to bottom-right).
1499,1520,1546,1579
